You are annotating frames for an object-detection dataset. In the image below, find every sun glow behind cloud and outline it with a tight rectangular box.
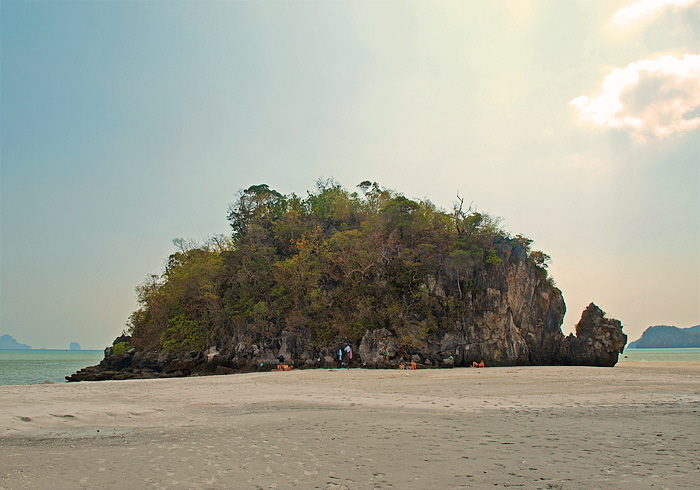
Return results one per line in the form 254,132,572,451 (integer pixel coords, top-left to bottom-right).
610,0,699,27
571,55,700,139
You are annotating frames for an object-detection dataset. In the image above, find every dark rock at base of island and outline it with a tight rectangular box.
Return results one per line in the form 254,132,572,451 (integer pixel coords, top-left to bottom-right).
68,301,627,382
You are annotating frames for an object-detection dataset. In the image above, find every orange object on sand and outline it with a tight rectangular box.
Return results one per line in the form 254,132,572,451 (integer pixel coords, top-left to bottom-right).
271,364,293,371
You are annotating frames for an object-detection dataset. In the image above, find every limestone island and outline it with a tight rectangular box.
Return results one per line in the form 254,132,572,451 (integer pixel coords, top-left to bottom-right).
68,181,626,381
628,325,700,348
0,334,31,350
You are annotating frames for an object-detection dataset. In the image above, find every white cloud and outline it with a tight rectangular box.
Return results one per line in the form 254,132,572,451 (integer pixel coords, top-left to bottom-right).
571,54,700,139
610,0,699,28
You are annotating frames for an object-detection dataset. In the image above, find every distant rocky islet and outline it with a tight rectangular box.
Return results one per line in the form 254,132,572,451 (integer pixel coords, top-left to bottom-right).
0,334,31,350
628,325,700,349
0,335,83,351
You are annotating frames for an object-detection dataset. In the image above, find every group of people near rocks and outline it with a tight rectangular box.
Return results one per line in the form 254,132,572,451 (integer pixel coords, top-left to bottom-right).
272,354,293,371
399,359,485,369
272,346,486,371
398,360,418,370
337,344,353,365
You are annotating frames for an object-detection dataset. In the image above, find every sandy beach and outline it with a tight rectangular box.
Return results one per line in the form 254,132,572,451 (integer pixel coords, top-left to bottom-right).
1,363,698,489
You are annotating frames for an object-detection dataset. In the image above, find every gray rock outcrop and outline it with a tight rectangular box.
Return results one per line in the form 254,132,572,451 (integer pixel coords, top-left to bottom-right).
562,303,627,367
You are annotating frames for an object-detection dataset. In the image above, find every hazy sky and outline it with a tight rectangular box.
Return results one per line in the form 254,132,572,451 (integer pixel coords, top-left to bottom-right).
2,0,698,349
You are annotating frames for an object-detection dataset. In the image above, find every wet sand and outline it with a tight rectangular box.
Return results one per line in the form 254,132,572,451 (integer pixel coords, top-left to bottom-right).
1,362,699,489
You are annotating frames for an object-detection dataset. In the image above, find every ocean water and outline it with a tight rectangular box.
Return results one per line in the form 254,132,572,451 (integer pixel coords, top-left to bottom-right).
0,349,104,385
619,347,700,363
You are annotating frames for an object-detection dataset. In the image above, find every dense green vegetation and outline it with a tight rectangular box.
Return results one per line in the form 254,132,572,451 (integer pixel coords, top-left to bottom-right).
111,341,131,356
127,180,551,353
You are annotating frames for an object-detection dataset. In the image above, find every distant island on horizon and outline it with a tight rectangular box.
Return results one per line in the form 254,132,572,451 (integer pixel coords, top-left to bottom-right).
628,325,700,349
0,334,31,349
0,334,85,351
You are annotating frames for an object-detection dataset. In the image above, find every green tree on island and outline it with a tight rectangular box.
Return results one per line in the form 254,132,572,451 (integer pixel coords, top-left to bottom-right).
127,181,554,353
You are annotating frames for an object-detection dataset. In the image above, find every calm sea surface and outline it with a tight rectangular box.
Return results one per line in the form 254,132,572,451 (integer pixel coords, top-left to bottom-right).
618,347,700,363
1,348,698,386
0,349,104,385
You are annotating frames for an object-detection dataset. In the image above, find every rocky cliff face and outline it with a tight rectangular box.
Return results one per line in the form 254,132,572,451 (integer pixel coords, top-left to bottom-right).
562,303,627,367
67,252,626,382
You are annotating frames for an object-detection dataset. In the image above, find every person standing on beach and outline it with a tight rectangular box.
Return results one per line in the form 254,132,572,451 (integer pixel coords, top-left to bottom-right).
344,345,353,361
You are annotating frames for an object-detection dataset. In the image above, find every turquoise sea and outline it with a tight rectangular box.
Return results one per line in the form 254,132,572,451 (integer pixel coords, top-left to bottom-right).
0,348,698,386
0,349,104,385
618,347,700,363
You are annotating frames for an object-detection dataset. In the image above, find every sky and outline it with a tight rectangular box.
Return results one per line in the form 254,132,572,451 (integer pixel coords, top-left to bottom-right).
1,0,698,349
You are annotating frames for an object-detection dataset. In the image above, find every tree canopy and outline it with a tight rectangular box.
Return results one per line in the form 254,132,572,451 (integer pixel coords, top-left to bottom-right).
127,181,553,353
